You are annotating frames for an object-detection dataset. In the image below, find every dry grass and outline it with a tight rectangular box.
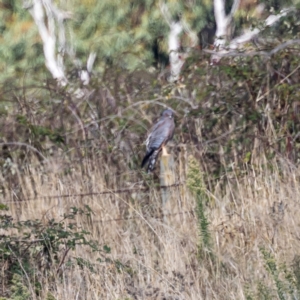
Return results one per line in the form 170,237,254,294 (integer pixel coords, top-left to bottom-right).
1,149,300,300
1,41,300,300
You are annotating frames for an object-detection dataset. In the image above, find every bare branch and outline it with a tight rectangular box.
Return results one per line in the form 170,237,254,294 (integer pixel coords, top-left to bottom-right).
230,8,292,50
211,7,294,63
205,39,300,58
269,39,300,55
56,247,71,274
79,52,97,85
87,52,97,73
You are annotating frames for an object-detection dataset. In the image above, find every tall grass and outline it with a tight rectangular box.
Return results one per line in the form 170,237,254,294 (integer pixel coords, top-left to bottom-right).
1,152,300,299
1,53,300,299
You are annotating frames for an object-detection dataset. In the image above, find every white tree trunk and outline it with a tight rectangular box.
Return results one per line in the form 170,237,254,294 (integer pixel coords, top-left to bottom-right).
25,0,96,87
28,0,67,85
160,1,198,82
213,0,240,48
168,21,185,82
212,0,240,63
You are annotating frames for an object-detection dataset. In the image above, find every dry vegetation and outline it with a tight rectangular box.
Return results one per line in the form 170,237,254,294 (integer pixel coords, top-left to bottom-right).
1,53,300,299
2,147,300,299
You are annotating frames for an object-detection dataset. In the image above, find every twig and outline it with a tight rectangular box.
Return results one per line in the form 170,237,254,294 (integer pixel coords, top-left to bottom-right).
204,39,300,58
56,247,71,274
7,245,37,300
256,64,300,102
204,126,243,145
0,142,49,163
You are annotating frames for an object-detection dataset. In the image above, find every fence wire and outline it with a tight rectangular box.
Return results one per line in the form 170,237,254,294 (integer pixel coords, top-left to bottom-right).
2,182,184,204
89,209,195,224
1,182,194,224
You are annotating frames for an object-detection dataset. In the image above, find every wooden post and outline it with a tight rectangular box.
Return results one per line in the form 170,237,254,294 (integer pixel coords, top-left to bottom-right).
160,149,175,222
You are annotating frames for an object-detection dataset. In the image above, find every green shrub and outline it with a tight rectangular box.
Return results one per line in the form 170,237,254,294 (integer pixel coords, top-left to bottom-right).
0,205,108,298
187,155,211,252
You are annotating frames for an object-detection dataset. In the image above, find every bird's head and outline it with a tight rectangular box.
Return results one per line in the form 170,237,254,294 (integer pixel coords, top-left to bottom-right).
161,109,174,119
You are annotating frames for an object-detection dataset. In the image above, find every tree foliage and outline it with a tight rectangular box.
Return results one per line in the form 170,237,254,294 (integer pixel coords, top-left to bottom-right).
0,0,212,81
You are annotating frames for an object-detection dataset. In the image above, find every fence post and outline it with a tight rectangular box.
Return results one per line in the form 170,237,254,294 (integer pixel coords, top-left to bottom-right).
160,151,175,221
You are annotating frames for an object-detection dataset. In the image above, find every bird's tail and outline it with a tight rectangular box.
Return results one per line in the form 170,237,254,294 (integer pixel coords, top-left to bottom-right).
141,149,155,168
146,149,160,173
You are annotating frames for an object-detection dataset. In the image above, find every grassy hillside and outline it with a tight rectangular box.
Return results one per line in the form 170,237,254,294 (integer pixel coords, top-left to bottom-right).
1,52,300,299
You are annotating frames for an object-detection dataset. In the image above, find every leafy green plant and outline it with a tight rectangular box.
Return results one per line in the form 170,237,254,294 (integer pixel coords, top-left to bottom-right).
251,248,300,300
187,155,211,252
9,274,30,300
292,255,300,297
0,205,109,299
260,247,286,300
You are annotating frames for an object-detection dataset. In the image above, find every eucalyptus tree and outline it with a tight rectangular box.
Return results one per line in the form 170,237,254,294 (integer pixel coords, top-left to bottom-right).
0,0,299,85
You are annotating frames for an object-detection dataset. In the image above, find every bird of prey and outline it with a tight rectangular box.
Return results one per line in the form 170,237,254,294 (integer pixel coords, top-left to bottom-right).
141,109,175,173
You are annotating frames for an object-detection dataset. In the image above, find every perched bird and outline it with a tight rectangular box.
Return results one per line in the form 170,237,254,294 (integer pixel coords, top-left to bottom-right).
141,109,175,173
